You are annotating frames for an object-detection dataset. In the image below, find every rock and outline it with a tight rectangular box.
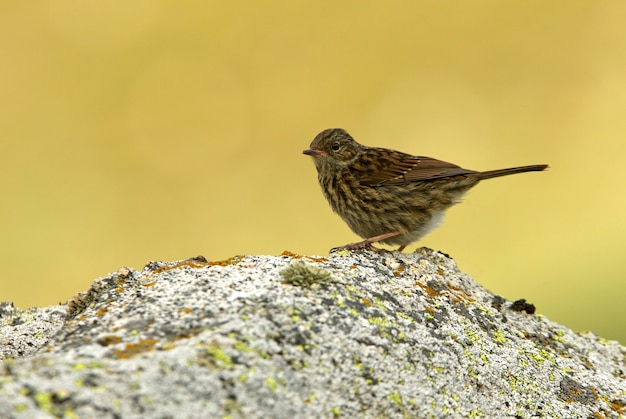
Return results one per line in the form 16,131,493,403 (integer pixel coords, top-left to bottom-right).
0,249,624,418
0,302,66,359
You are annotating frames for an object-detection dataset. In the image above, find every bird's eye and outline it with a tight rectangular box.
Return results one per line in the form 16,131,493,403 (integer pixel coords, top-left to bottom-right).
331,142,340,151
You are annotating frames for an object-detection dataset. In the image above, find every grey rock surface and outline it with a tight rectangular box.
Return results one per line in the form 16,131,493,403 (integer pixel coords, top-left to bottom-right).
0,249,625,418
0,302,66,360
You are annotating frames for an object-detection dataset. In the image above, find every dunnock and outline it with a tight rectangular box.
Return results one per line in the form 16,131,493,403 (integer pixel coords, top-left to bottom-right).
303,128,548,251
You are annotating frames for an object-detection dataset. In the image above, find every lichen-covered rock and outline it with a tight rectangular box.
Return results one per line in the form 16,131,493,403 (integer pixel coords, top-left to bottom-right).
1,249,625,418
0,302,66,359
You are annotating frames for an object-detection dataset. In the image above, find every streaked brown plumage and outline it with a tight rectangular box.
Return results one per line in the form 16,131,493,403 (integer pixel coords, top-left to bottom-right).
303,128,548,251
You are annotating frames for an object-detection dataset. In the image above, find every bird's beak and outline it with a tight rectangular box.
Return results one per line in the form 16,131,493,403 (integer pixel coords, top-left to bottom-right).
303,148,326,156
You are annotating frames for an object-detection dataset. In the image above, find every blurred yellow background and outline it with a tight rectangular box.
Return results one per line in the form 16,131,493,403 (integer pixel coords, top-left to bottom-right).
1,1,625,344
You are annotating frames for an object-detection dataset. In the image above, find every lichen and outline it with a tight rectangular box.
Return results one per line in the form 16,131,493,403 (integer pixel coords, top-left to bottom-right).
14,404,27,412
266,377,277,391
280,262,331,287
113,339,157,359
205,345,234,369
388,391,403,405
34,392,52,413
492,329,507,344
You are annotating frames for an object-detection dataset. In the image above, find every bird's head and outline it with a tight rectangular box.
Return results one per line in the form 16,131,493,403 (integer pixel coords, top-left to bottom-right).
303,128,362,174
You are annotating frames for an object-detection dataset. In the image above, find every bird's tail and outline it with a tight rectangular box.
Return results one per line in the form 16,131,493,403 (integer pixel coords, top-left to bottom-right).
478,164,548,180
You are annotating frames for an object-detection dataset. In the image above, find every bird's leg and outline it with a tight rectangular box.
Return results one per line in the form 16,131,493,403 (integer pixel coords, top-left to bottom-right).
331,231,401,254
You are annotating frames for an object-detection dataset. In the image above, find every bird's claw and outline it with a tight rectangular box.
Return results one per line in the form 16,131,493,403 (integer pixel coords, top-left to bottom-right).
330,241,391,255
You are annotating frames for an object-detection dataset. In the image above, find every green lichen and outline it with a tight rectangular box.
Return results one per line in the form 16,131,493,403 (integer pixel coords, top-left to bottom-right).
331,406,341,417
204,345,234,369
427,364,444,374
552,329,568,344
372,297,386,310
73,361,104,371
530,349,555,366
492,329,507,344
64,409,79,419
388,391,403,405
467,408,482,417
465,329,481,343
233,340,254,353
291,360,305,370
34,392,52,413
266,377,277,391
295,344,311,352
73,362,86,371
396,311,414,323
280,262,331,287
474,304,492,315
368,316,390,328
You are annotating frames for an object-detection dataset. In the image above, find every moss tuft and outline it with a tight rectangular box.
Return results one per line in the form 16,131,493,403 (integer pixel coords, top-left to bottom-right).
280,263,331,287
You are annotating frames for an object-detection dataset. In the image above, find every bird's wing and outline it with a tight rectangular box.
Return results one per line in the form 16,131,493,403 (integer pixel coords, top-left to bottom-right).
356,149,477,186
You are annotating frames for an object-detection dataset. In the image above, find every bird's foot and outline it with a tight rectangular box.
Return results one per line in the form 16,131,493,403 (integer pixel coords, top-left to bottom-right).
330,231,404,255
330,241,389,255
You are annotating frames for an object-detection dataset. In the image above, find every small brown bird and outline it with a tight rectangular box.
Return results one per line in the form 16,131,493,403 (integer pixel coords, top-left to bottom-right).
303,128,548,252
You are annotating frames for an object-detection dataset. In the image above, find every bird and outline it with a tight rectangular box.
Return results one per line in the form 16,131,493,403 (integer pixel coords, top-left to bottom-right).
303,128,548,252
